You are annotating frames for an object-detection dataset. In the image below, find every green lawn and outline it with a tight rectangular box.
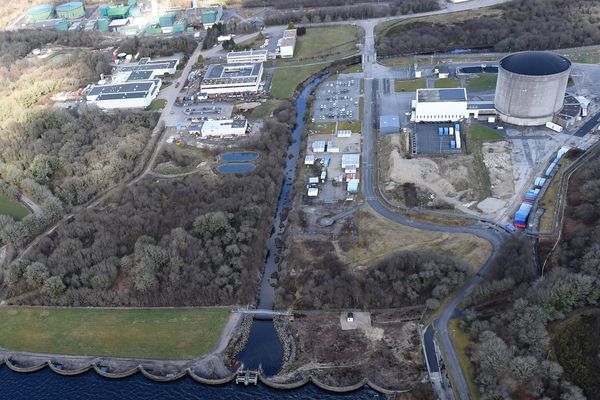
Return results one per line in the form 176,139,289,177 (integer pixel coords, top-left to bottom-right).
466,74,498,90
249,100,282,120
449,319,479,399
435,78,460,88
395,79,425,92
294,25,360,61
271,64,328,99
341,64,363,74
468,124,504,141
147,99,167,111
0,195,30,221
0,307,230,360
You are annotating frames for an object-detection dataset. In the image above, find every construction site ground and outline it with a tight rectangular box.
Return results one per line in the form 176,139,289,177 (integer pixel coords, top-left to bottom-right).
275,309,429,392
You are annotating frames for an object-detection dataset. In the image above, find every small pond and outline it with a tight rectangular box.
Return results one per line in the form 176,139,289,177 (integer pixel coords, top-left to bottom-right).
220,152,259,162
217,163,256,174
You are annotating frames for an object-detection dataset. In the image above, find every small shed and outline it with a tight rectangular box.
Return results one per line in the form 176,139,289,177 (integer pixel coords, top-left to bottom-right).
379,115,400,134
304,155,316,166
307,188,319,197
347,179,359,194
347,312,354,322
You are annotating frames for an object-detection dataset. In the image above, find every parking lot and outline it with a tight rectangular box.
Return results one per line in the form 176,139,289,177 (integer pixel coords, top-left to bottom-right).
412,123,465,155
312,78,360,122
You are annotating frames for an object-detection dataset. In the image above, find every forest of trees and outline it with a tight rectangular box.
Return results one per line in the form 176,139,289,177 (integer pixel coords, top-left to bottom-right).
276,246,468,309
4,101,297,307
457,151,600,399
117,36,198,59
263,0,438,25
378,0,600,56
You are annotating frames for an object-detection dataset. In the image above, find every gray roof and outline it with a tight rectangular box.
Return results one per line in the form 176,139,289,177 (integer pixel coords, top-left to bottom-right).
87,80,160,100
500,51,571,76
227,49,268,57
417,88,467,103
203,63,262,85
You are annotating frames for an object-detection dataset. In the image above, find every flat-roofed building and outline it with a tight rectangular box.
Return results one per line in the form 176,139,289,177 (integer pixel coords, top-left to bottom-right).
200,119,248,137
85,79,161,109
116,57,179,81
413,88,468,122
279,29,297,58
227,49,268,64
201,63,263,94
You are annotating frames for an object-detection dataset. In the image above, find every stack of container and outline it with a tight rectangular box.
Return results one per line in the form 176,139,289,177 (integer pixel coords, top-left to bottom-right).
524,188,540,203
514,202,533,229
450,140,456,149
534,177,547,187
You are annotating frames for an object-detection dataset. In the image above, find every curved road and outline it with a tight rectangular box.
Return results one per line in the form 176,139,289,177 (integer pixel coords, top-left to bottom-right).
357,6,509,399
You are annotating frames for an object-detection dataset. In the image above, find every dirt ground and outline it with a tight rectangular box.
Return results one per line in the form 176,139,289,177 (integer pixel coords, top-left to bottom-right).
383,135,519,218
477,141,515,215
383,135,485,213
274,310,429,392
291,207,492,274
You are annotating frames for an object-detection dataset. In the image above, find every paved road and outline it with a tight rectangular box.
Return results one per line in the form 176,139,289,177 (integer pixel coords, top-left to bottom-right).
17,193,42,215
357,5,510,398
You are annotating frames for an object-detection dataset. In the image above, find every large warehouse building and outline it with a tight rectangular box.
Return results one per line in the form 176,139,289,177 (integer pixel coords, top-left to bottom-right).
413,88,468,122
494,51,572,126
85,80,161,109
115,58,179,81
200,63,263,94
279,29,297,58
200,119,248,137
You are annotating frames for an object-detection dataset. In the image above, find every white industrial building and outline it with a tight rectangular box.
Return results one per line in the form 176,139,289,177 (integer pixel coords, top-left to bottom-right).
279,29,297,58
85,79,161,109
201,63,263,94
412,88,468,122
115,58,179,82
200,119,248,137
227,49,268,64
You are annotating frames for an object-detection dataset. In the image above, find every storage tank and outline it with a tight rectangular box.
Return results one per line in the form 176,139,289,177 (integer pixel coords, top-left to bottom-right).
99,5,109,16
27,4,54,22
97,18,110,32
55,2,85,20
159,13,176,27
54,20,70,31
129,6,141,17
494,51,571,126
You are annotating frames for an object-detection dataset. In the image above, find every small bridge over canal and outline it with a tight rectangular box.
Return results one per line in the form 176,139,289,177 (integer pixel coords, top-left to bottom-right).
232,308,292,317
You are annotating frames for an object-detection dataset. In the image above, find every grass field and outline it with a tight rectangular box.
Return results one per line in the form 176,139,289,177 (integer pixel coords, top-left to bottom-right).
147,99,167,111
538,158,573,232
448,319,479,400
341,64,363,74
345,208,492,271
0,195,30,221
435,78,461,88
466,74,498,90
466,125,504,200
0,307,230,360
271,64,327,99
468,124,504,142
249,100,282,120
395,79,425,92
294,25,360,61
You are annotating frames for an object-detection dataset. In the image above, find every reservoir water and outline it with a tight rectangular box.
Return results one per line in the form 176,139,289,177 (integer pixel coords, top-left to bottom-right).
0,367,380,399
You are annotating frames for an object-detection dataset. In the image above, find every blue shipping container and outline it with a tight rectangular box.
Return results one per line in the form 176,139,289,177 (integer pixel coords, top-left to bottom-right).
444,127,449,135
438,127,444,136
455,123,460,133
450,141,456,149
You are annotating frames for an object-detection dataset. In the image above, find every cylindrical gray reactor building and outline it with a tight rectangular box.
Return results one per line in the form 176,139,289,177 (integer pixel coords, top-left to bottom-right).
494,51,571,126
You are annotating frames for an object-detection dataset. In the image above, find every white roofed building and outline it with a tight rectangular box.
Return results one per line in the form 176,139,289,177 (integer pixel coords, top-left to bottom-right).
200,119,248,137
201,63,263,94
227,49,268,64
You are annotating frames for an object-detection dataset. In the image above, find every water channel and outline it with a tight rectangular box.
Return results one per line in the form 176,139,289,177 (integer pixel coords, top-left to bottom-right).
0,74,382,398
235,75,325,375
